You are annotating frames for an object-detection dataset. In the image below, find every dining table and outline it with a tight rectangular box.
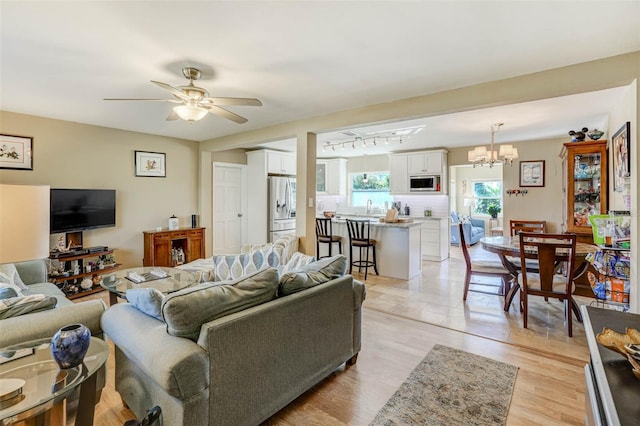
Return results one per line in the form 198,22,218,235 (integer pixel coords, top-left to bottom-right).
480,235,598,315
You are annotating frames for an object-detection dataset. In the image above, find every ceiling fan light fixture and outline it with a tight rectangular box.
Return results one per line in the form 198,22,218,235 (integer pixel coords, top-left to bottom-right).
173,104,208,122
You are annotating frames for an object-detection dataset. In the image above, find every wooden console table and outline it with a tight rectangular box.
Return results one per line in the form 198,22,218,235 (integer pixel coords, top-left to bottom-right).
143,227,205,267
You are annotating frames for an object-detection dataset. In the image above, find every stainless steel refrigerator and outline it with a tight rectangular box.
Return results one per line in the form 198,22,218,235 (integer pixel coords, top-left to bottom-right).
268,176,296,242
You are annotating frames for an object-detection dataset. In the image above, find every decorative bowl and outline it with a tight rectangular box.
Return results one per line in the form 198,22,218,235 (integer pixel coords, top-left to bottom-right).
323,211,335,218
587,129,604,140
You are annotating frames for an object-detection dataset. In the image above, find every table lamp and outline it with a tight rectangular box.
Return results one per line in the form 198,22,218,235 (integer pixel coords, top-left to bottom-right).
0,184,50,263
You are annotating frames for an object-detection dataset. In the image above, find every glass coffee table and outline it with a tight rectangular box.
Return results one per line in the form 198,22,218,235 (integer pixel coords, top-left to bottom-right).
101,266,197,306
0,337,108,425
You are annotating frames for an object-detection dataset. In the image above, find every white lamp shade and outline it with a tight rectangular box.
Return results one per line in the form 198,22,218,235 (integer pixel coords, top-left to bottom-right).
173,105,208,122
0,184,50,263
463,198,475,207
499,144,519,159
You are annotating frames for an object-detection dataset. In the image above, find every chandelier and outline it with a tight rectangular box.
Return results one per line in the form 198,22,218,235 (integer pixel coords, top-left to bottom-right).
468,122,518,167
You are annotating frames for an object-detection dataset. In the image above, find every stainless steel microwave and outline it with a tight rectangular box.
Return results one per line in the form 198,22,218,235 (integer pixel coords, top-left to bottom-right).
409,175,441,192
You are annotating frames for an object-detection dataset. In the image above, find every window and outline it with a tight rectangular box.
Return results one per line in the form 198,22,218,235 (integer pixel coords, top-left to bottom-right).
350,172,392,207
472,180,502,215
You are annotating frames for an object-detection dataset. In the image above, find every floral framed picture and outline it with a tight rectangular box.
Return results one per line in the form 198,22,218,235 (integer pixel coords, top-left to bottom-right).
612,121,630,192
0,134,33,170
135,150,166,177
519,160,545,187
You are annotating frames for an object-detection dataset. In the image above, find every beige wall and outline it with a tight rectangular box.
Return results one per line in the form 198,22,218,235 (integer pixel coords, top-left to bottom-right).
0,111,200,268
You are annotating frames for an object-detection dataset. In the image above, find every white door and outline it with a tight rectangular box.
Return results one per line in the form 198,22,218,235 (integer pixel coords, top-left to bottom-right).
213,163,247,254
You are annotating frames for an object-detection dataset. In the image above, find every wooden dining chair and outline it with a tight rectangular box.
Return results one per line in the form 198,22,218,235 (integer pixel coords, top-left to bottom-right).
510,220,546,235
517,232,578,337
459,223,512,304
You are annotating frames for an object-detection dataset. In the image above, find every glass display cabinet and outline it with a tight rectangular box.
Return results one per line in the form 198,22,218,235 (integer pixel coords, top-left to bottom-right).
562,140,608,241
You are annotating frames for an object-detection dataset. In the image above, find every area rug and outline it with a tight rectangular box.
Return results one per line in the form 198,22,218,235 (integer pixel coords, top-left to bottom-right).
370,344,518,425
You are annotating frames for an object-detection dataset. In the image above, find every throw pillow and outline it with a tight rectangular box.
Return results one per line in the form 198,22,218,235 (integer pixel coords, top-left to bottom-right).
0,264,28,291
278,252,316,275
278,255,347,297
162,267,279,341
126,288,165,321
0,294,57,319
0,274,24,297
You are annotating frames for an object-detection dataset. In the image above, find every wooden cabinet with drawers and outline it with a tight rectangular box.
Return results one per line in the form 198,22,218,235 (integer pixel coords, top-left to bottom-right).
143,227,206,267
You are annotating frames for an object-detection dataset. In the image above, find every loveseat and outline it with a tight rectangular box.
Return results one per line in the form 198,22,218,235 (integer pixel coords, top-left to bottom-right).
0,259,107,348
101,255,366,426
450,212,486,246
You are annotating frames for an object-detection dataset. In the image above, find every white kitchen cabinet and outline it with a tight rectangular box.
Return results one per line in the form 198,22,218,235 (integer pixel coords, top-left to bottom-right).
267,150,296,175
317,158,347,195
408,151,443,175
389,154,408,194
420,218,449,261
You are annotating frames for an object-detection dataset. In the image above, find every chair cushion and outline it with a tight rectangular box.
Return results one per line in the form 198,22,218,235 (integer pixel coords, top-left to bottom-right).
472,261,509,274
162,268,279,341
318,235,342,243
517,273,575,293
351,239,377,247
278,255,347,296
451,212,460,223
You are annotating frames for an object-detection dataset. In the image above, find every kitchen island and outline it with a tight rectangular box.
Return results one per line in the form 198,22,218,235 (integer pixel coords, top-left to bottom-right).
318,216,422,280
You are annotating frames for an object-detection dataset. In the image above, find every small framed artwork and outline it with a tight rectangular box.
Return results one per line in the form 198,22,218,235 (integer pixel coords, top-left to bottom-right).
135,150,166,177
0,134,33,170
612,121,630,192
519,160,545,187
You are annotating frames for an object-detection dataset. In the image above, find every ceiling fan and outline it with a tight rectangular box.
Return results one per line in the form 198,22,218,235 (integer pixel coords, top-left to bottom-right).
104,67,262,123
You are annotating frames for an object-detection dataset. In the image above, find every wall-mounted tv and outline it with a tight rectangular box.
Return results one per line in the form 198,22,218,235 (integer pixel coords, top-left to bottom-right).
50,189,116,234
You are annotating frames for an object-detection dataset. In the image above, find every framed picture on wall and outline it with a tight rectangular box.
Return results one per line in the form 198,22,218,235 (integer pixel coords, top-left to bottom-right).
519,160,545,187
135,150,166,177
612,121,630,192
0,134,33,170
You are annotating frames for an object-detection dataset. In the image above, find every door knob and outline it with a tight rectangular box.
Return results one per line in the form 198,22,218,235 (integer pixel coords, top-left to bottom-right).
237,213,243,217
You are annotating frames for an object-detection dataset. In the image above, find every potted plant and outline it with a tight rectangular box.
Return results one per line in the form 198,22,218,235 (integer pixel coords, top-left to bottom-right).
488,203,501,219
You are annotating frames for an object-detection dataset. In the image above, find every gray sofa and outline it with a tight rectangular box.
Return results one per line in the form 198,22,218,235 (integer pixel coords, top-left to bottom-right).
101,259,365,426
0,259,107,348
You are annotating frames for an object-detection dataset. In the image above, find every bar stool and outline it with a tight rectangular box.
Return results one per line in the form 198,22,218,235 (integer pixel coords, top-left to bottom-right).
315,218,342,258
345,218,378,280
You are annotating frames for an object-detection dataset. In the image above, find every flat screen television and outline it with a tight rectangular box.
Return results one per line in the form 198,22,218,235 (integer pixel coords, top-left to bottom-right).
50,189,116,234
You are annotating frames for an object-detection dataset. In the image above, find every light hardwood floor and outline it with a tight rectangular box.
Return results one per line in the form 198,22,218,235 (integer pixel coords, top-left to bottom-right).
91,244,595,425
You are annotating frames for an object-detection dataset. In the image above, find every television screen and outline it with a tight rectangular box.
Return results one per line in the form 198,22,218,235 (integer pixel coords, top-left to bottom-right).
50,189,116,234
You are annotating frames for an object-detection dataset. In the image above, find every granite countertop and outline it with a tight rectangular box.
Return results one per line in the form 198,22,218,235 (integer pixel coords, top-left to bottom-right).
325,216,423,228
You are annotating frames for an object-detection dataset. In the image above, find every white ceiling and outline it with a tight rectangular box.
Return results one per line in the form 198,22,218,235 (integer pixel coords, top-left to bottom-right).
1,1,639,156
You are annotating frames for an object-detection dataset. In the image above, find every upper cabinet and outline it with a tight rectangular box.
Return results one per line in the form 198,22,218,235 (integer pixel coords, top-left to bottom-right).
408,151,443,175
317,158,347,195
561,140,608,241
389,150,448,194
389,154,408,194
267,151,296,175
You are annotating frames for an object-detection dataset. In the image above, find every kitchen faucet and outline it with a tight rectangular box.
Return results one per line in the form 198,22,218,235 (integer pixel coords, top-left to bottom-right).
367,199,372,215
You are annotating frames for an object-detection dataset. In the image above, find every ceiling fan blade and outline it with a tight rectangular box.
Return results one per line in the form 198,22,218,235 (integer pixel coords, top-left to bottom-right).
104,98,181,103
203,105,248,124
150,80,190,101
166,110,179,121
201,97,262,107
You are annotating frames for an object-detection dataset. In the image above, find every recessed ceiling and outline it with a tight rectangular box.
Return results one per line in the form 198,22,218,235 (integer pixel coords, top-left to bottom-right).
1,1,638,144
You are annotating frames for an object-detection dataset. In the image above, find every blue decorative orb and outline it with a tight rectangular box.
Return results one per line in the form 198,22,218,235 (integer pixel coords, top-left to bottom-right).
51,324,91,369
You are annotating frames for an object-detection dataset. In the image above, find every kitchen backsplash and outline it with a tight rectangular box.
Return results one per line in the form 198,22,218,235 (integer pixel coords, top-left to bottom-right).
316,194,449,218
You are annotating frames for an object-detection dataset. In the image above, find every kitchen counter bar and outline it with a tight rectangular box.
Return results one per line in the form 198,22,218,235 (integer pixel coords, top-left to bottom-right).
318,217,422,280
